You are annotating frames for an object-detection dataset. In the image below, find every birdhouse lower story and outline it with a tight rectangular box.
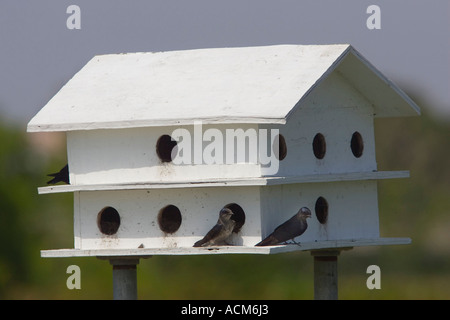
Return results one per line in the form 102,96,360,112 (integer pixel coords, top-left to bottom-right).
71,180,380,251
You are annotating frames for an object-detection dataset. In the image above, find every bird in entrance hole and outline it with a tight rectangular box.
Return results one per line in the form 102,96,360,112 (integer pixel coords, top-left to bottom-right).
255,207,311,246
47,164,69,184
193,208,236,247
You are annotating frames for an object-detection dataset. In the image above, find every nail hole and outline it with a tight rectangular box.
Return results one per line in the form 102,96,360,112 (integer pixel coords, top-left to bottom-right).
97,206,121,235
315,197,328,224
351,131,364,158
158,204,182,234
224,203,246,233
156,134,178,163
312,133,326,159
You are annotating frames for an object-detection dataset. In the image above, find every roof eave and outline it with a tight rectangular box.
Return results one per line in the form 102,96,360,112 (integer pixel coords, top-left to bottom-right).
287,46,421,122
338,46,421,117
27,116,288,133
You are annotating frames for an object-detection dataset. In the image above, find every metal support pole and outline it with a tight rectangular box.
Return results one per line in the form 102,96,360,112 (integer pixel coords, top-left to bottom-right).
109,258,139,300
311,250,340,300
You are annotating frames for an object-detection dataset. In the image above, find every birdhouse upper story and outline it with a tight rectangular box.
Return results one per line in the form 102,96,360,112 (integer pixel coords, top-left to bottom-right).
27,45,420,187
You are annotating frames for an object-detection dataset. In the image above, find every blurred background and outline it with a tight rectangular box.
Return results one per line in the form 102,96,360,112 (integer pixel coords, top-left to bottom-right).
0,1,449,299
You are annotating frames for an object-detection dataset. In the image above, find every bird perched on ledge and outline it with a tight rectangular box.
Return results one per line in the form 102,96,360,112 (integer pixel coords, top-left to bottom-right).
47,164,69,185
255,207,311,246
193,207,236,247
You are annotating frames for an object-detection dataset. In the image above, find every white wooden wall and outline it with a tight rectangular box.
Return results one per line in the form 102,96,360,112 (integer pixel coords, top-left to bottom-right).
261,71,377,177
73,180,379,250
260,180,380,243
67,124,261,185
67,68,381,251
74,186,262,249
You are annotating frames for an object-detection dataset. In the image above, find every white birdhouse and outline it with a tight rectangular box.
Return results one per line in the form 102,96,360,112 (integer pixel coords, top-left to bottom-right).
27,45,420,258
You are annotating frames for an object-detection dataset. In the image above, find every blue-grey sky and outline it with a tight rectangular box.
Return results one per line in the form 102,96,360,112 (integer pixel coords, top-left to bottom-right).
1,0,449,126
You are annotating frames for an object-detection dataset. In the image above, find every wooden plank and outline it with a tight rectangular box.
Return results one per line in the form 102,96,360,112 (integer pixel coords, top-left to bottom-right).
37,170,410,194
267,170,410,185
40,237,411,257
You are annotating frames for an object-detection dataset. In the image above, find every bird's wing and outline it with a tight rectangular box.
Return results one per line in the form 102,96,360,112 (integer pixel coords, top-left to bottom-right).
203,224,224,241
271,215,302,242
193,223,224,247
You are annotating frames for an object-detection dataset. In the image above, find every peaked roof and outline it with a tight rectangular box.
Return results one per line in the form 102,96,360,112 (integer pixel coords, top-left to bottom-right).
27,44,420,132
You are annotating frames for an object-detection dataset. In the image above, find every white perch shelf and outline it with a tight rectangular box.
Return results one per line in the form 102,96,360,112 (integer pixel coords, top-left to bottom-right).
37,170,409,194
41,237,411,258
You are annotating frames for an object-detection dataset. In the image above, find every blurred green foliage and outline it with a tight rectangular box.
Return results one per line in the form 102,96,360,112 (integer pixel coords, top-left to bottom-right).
0,99,449,299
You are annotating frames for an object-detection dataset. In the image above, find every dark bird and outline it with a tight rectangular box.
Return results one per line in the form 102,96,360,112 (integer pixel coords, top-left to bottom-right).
255,207,311,246
193,208,236,247
47,164,69,185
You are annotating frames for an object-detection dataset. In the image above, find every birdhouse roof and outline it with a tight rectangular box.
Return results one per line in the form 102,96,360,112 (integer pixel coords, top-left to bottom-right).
27,44,420,132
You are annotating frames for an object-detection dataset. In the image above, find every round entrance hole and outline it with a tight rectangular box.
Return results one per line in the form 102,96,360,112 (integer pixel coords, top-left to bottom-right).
224,203,246,233
97,206,121,235
156,134,178,163
273,134,287,161
312,133,326,159
158,204,182,234
315,196,329,224
351,131,364,158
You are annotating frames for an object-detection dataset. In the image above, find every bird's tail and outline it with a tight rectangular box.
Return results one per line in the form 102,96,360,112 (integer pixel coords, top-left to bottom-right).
46,173,59,185
255,235,279,246
193,239,206,247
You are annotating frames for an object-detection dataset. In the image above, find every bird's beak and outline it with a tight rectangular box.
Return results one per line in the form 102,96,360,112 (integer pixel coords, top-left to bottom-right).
301,207,312,218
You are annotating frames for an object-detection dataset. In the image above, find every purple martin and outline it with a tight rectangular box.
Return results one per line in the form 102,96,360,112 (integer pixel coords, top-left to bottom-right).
47,164,69,185
255,207,311,246
193,208,236,247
